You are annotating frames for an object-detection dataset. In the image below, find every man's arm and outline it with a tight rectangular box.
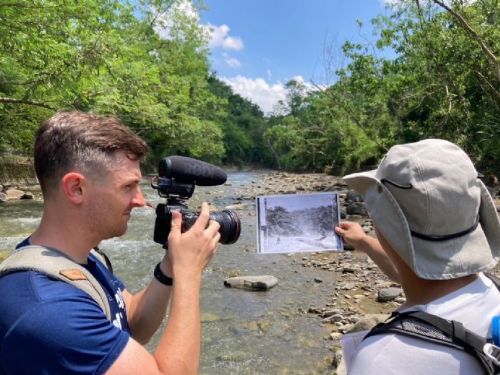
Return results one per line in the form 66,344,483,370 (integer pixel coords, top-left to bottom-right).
107,202,220,375
335,221,400,282
122,258,172,344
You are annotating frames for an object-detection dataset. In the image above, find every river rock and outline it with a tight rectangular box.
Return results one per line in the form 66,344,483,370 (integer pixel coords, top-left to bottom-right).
5,188,25,200
224,203,250,210
346,202,367,216
377,287,403,302
0,192,6,203
223,275,278,290
348,314,389,332
346,191,364,203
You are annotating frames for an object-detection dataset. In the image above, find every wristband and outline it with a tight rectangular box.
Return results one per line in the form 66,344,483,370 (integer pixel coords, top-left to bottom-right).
154,262,173,286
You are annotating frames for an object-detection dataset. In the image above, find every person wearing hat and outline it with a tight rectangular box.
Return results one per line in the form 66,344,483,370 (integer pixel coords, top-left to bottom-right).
335,139,500,374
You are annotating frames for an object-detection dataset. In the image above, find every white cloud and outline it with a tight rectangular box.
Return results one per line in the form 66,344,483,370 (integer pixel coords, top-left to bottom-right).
153,0,199,40
221,75,326,114
289,75,326,92
222,76,288,114
223,54,241,68
204,23,244,50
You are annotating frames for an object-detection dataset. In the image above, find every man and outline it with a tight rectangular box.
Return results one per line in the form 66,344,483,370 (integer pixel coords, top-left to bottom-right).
0,111,220,374
335,139,500,374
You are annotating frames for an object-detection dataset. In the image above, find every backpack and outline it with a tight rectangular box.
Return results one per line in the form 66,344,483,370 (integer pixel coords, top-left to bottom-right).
0,245,112,321
364,276,500,375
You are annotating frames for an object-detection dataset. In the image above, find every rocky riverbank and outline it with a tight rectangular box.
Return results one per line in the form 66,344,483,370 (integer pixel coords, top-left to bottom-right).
0,155,40,203
1,167,499,373
237,171,500,374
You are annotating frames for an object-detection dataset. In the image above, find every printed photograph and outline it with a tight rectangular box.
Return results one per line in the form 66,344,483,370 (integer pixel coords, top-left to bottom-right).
256,192,343,254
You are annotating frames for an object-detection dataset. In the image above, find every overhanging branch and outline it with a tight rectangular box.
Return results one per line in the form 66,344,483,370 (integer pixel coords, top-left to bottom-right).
0,97,55,110
430,0,500,82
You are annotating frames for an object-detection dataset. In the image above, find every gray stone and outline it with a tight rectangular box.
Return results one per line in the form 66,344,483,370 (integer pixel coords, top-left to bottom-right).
322,313,344,323
342,265,358,273
0,192,6,203
348,314,389,332
330,332,343,341
377,287,403,302
320,309,342,318
346,202,367,216
346,191,364,203
5,189,24,200
340,282,356,290
223,275,278,290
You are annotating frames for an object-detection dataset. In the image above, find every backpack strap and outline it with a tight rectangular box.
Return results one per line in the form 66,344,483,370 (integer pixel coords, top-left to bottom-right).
364,311,500,375
0,245,112,321
90,247,113,272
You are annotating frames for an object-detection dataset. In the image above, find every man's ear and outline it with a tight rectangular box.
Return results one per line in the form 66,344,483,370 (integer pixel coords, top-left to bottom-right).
61,172,86,204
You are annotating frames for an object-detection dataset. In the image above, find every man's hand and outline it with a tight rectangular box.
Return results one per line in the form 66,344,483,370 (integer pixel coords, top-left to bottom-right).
335,220,400,282
335,221,367,250
167,202,220,280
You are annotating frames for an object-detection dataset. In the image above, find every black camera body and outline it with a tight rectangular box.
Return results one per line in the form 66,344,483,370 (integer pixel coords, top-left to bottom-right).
152,156,241,246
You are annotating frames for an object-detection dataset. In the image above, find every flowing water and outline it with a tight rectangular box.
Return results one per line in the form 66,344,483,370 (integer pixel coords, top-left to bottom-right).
0,171,338,374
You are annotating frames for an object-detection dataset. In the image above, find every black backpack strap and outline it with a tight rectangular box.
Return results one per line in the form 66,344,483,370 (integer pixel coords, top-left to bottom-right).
364,311,500,375
365,311,462,350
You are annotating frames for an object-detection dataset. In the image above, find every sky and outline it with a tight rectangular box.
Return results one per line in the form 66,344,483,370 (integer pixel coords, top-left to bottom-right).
197,0,397,114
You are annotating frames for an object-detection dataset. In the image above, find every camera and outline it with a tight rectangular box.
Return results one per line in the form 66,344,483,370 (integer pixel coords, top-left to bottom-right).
151,156,241,246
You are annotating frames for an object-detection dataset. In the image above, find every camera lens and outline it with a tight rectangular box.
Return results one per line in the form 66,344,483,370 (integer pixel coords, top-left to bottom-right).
181,209,241,244
210,210,241,244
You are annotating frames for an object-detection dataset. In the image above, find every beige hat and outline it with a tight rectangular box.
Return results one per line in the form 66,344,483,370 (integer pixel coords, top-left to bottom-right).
343,139,500,280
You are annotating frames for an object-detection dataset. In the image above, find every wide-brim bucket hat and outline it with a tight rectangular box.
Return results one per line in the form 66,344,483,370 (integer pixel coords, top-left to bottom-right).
343,139,500,280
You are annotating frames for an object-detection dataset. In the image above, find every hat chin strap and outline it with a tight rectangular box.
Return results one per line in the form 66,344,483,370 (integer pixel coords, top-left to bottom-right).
410,216,480,242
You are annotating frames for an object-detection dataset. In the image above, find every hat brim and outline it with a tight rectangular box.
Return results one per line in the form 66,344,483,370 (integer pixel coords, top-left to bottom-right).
343,171,500,280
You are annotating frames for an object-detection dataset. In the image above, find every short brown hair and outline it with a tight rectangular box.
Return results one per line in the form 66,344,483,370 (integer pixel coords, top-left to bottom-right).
35,111,149,195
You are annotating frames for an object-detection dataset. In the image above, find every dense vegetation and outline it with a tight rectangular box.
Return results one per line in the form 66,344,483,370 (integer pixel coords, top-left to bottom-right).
1,0,498,176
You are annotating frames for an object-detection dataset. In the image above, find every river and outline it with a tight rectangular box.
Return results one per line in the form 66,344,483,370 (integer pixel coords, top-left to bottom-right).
0,171,339,374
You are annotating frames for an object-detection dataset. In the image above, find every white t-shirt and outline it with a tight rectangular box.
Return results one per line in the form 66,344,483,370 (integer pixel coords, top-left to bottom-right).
348,273,500,375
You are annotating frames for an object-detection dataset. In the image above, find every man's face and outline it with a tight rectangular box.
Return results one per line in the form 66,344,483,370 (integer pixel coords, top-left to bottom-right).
84,152,145,240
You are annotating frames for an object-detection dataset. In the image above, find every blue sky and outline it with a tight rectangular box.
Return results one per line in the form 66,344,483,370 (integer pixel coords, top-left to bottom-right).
171,1,397,113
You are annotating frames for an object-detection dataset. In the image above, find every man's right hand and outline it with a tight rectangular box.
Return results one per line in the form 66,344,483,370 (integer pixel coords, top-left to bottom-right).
167,202,220,281
335,221,367,250
107,202,221,375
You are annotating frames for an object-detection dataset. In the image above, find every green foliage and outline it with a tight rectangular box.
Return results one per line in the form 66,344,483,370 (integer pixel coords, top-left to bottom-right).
263,0,500,176
0,0,227,165
206,75,270,166
1,0,498,178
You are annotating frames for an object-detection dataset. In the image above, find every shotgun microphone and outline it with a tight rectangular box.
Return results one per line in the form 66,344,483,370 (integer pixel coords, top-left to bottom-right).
152,155,240,246
158,156,227,186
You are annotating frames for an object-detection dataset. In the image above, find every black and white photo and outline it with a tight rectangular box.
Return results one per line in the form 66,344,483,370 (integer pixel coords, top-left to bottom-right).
256,192,343,254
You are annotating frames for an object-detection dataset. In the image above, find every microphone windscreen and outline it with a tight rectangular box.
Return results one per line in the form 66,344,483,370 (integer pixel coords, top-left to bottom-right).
159,156,227,186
